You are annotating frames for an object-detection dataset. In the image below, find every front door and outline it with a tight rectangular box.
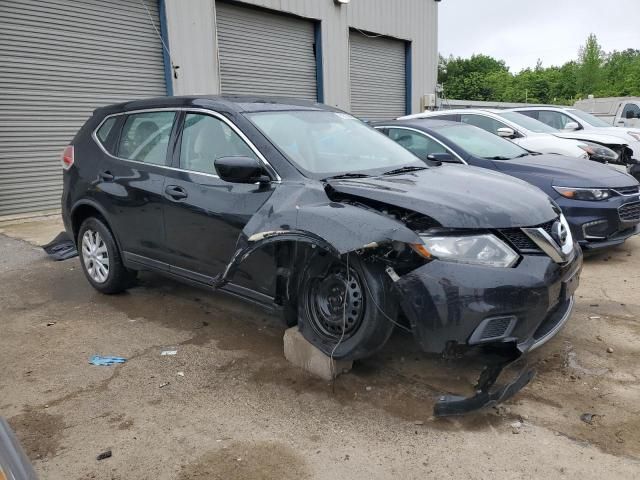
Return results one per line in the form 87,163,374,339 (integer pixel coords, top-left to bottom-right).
161,111,276,285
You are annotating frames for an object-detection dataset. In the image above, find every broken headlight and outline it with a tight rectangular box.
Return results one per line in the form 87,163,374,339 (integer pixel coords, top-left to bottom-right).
412,233,518,267
553,186,611,201
577,142,619,162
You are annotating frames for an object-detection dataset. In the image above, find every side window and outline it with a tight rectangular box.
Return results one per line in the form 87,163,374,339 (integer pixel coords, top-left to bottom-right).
97,117,117,144
118,112,176,165
179,113,257,175
537,111,573,129
622,103,640,119
518,110,539,120
460,114,506,135
387,128,448,160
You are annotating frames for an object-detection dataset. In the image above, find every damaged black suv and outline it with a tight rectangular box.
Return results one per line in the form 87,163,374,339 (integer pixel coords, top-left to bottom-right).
62,97,582,412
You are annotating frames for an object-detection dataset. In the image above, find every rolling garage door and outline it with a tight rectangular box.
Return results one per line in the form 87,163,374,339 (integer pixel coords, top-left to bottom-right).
349,31,407,121
0,0,167,217
216,1,317,101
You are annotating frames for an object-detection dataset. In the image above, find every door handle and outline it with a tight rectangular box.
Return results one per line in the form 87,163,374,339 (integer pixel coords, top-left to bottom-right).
99,170,114,181
165,185,188,200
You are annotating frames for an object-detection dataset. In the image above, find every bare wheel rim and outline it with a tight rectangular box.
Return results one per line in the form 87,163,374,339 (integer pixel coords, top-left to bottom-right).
81,229,110,284
304,262,365,341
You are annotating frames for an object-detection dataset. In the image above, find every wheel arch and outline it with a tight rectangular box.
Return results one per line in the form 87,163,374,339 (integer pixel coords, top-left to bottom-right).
70,200,122,252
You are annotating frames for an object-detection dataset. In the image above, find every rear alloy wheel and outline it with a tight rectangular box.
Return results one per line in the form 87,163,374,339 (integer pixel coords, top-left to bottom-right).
297,255,396,361
77,217,136,294
81,229,110,283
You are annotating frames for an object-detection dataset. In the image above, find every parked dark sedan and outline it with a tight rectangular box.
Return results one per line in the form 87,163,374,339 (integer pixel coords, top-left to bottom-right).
374,119,640,251
62,96,582,415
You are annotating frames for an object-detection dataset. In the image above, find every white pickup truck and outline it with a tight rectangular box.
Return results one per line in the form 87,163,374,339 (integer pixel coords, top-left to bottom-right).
574,97,640,128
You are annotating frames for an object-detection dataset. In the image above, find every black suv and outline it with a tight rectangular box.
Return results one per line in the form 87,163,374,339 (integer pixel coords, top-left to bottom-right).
62,96,582,414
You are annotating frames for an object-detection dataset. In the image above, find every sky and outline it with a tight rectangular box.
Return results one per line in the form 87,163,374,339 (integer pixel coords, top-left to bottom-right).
438,0,640,72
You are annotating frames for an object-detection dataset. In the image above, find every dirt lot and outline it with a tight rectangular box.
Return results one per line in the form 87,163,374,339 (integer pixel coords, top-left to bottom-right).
1,217,639,479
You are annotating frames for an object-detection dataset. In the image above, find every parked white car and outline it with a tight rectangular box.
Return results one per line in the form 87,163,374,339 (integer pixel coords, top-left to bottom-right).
508,106,640,162
574,97,640,128
400,109,604,160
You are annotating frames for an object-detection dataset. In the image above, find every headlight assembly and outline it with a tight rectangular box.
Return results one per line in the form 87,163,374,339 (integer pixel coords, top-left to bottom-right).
577,142,619,162
553,186,612,201
412,233,518,267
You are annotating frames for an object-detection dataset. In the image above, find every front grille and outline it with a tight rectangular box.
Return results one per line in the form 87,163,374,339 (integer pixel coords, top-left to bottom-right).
499,219,555,253
614,185,640,196
619,201,640,223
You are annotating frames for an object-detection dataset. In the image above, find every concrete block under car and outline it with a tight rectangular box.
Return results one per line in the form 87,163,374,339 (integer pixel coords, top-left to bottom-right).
283,327,353,381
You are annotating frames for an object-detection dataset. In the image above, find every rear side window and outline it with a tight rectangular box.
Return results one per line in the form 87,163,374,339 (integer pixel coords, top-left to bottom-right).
96,117,117,143
387,128,448,160
118,112,176,165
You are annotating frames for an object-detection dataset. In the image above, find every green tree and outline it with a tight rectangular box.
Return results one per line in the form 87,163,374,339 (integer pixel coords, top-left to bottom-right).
576,33,604,95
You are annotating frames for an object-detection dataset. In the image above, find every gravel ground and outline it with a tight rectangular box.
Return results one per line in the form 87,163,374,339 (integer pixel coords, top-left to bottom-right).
0,219,639,480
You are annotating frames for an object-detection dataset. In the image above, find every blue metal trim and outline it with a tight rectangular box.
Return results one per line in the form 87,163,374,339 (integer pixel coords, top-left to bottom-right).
405,41,412,115
158,0,173,96
314,22,324,103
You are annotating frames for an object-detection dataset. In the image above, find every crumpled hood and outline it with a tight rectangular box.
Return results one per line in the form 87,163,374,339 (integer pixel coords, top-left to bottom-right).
495,154,638,188
326,165,558,229
553,131,627,146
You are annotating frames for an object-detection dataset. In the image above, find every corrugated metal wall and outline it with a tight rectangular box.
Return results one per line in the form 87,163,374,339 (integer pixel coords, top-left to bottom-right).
216,2,317,100
165,0,438,113
0,0,167,217
349,32,406,120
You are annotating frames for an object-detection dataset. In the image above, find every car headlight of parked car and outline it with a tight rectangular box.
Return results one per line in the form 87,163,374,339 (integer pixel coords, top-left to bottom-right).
412,233,519,267
553,186,612,201
577,142,619,162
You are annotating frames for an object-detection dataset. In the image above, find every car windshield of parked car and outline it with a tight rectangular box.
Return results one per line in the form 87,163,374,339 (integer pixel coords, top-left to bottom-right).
246,111,424,178
436,123,529,160
498,111,558,133
568,109,612,127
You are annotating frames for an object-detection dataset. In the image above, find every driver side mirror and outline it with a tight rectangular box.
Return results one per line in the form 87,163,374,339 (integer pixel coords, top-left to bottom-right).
427,152,460,164
496,127,517,139
214,156,270,184
563,121,580,131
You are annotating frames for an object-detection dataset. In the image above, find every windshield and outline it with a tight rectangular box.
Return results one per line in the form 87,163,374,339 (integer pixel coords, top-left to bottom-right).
246,111,424,178
568,109,612,127
436,123,529,160
498,111,558,133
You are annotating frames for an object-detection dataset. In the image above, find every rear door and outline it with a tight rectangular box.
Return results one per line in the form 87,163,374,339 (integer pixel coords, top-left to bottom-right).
161,110,276,287
94,110,176,262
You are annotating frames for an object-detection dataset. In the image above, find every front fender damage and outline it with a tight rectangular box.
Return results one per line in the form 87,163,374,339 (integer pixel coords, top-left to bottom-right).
211,183,422,289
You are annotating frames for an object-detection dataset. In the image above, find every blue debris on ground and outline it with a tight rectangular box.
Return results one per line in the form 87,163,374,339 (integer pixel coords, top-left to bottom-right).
89,355,127,366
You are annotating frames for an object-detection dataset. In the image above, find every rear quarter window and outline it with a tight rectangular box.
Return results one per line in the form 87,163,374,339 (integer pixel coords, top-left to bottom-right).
96,117,117,143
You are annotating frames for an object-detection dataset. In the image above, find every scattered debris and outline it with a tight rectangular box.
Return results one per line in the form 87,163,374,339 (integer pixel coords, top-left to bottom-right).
46,322,56,327
606,347,614,354
365,386,372,392
589,304,599,307
413,420,424,426
589,316,601,320
89,355,126,366
580,413,599,425
42,232,78,261
177,371,185,377
510,421,522,434
96,450,112,461
161,350,177,356
596,335,603,342
159,382,170,388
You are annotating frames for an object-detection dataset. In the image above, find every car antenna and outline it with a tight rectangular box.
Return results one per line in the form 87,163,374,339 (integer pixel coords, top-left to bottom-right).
140,0,180,80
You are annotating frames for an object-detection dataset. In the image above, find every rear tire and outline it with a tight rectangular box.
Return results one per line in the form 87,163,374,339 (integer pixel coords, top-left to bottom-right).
297,254,396,361
77,217,136,294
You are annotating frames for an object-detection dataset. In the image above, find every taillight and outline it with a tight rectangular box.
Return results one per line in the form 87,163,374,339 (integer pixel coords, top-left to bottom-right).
61,145,74,170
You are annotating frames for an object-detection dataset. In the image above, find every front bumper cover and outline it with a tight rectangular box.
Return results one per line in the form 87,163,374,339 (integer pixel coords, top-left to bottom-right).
393,251,581,416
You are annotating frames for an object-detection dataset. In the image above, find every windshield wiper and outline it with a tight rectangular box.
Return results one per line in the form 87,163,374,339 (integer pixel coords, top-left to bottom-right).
382,165,428,176
324,172,372,180
483,156,512,160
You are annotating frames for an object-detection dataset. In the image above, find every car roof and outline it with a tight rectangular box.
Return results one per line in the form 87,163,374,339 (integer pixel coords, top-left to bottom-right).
509,106,574,111
93,95,339,117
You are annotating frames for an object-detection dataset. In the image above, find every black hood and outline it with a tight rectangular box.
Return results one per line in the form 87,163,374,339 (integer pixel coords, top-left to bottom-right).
495,154,638,188
326,165,558,229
